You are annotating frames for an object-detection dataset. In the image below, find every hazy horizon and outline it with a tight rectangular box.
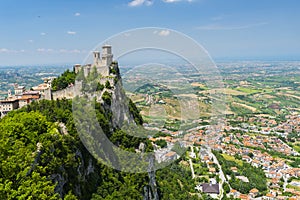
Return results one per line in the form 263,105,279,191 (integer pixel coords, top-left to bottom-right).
1,0,300,66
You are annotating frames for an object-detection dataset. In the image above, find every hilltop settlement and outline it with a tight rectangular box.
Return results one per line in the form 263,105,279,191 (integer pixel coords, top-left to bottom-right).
0,45,117,118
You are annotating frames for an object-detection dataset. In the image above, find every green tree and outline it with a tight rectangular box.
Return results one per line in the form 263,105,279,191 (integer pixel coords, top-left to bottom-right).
155,139,167,148
52,69,76,91
105,80,112,89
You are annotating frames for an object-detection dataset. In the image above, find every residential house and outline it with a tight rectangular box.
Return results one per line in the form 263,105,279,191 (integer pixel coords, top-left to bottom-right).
201,183,219,194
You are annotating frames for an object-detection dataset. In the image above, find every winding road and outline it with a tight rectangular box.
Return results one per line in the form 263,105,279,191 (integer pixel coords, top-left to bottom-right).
207,146,227,200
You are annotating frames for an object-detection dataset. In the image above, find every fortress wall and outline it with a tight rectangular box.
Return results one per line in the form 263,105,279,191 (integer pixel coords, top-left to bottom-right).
52,86,75,100
44,88,52,100
52,81,82,100
99,77,115,86
97,66,109,77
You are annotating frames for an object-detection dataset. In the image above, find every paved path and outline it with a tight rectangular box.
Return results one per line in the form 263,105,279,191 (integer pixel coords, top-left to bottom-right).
188,146,196,179
189,158,195,179
283,175,288,192
207,147,227,200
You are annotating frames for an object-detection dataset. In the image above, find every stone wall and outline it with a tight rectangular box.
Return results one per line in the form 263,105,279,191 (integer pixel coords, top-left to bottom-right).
52,87,75,100
50,81,82,100
99,76,115,86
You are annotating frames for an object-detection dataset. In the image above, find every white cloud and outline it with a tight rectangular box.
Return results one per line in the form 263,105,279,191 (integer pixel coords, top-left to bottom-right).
28,40,34,43
36,48,86,54
67,31,76,35
128,0,153,7
63,49,85,54
163,0,195,3
0,48,9,53
37,48,54,53
59,49,68,53
145,0,153,5
70,49,81,53
40,32,47,36
0,48,85,54
74,12,81,16
0,48,25,53
128,0,194,6
156,30,170,36
197,22,268,31
37,48,46,52
163,0,180,2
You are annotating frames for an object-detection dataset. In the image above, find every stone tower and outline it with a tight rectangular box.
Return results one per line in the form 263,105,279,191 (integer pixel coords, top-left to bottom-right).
8,90,12,98
73,64,82,74
93,51,101,66
90,45,113,77
101,45,113,67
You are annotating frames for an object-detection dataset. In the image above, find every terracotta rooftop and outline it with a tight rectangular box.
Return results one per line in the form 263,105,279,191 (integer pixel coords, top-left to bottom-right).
0,98,18,103
249,188,259,193
164,151,176,157
19,95,39,100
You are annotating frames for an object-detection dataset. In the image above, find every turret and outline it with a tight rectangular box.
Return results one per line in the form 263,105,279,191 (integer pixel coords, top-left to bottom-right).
73,64,82,74
8,90,12,98
101,45,113,66
93,51,101,66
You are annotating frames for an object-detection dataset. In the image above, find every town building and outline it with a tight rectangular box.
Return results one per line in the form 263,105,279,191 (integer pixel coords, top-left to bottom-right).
201,183,220,195
14,84,25,95
0,84,45,118
0,98,19,117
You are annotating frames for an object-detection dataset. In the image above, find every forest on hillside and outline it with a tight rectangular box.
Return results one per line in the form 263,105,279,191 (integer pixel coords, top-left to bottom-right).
0,99,197,199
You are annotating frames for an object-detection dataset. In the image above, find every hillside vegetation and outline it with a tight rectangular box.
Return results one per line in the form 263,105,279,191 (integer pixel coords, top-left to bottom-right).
0,98,196,199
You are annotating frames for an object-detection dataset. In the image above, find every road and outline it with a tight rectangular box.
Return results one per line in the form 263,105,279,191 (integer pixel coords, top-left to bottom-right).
189,146,196,179
189,158,195,179
283,175,288,192
207,146,227,200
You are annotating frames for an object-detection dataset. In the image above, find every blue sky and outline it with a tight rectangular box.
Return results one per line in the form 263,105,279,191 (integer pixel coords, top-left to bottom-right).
0,0,300,65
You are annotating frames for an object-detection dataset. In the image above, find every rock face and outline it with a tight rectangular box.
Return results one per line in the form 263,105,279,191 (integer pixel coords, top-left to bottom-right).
43,58,159,199
147,156,159,200
109,80,135,128
51,148,100,198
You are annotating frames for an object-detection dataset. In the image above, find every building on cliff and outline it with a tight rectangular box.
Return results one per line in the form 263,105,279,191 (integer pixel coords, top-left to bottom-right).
0,76,56,117
0,45,117,117
46,45,118,101
0,90,41,118
74,45,113,77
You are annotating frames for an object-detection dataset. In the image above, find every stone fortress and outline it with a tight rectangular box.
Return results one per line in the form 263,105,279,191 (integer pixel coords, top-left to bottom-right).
45,45,118,101
0,45,118,117
74,45,113,77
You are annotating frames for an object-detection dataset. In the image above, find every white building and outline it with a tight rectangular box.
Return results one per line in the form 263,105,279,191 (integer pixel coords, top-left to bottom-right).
14,84,25,95
0,99,19,117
